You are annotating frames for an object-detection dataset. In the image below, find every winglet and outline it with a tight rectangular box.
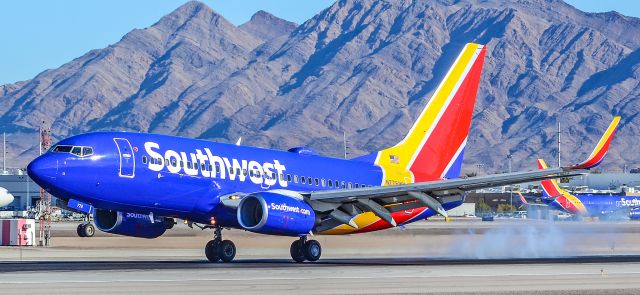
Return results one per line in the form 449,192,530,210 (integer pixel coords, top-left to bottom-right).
570,116,620,170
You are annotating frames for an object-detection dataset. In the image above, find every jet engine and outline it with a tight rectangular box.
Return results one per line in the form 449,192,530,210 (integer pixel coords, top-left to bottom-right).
630,208,640,220
94,209,173,238
237,191,316,236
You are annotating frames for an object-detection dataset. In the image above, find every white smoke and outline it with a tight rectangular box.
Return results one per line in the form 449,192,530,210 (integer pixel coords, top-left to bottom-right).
450,220,568,259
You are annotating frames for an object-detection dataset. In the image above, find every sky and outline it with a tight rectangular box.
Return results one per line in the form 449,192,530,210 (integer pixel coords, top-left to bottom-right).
0,0,638,85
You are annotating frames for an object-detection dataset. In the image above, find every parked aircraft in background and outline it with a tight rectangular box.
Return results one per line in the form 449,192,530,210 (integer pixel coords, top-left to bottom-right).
27,43,597,263
0,187,14,207
521,117,639,220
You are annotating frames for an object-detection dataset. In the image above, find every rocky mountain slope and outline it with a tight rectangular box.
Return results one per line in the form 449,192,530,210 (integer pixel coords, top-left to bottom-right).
1,0,639,173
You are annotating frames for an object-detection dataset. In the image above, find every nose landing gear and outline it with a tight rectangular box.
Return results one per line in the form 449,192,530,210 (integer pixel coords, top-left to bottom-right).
204,226,236,263
76,222,95,237
76,214,95,237
290,236,321,263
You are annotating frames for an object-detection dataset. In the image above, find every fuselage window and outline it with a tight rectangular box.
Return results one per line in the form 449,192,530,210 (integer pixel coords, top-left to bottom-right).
335,180,340,188
294,175,299,183
321,179,326,187
328,180,333,187
315,178,319,186
280,174,285,181
202,163,206,171
172,159,178,167
216,164,221,173
187,162,192,169
250,170,254,177
287,174,292,182
208,164,213,171
301,176,306,184
243,169,247,176
236,168,241,175
165,159,170,166
355,183,359,188
341,181,346,189
142,156,148,164
272,173,276,179
308,176,312,185
348,182,353,189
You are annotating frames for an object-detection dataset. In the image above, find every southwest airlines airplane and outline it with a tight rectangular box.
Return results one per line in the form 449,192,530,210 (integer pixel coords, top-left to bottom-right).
27,43,604,263
519,117,638,219
530,131,640,220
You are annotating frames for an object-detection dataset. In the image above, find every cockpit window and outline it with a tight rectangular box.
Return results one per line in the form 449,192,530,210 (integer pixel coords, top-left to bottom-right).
51,145,94,157
82,147,93,157
53,145,73,153
71,146,82,156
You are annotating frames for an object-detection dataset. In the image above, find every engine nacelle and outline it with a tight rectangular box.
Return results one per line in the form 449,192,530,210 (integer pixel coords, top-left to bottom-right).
94,209,172,239
237,191,316,236
630,208,640,220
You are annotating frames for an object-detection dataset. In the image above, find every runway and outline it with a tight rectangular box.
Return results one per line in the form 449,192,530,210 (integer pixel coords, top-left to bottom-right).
1,220,640,294
2,258,640,294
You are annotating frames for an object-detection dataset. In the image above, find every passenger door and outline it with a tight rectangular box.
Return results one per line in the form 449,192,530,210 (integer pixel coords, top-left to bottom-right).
113,138,135,178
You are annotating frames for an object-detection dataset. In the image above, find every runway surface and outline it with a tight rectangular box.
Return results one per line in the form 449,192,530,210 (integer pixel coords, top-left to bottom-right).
2,219,640,294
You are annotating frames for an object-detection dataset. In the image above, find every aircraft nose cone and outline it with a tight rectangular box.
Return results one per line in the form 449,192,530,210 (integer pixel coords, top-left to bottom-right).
27,156,57,188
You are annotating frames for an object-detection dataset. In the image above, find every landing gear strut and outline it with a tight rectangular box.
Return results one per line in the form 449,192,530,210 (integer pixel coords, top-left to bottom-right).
290,236,321,263
204,226,236,263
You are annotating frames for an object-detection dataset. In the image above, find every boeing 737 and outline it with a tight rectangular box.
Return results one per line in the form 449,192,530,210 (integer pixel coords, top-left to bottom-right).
519,117,639,220
27,43,603,263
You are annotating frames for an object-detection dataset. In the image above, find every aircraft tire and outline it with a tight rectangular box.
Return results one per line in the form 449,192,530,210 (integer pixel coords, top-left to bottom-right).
290,240,306,263
83,223,95,237
76,224,86,237
205,239,221,262
303,240,322,262
219,240,236,263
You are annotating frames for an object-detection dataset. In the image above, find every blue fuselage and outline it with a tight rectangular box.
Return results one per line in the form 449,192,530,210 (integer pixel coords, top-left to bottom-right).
28,132,450,229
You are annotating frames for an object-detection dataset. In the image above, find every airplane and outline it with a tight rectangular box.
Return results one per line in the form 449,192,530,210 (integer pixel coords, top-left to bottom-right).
27,43,599,263
519,117,640,220
534,157,640,220
0,186,15,207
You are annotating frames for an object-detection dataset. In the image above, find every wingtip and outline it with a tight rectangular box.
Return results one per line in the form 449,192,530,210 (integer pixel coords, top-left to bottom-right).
570,116,620,170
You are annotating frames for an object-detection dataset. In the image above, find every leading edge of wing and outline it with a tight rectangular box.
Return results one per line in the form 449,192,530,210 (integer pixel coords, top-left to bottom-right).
309,168,584,202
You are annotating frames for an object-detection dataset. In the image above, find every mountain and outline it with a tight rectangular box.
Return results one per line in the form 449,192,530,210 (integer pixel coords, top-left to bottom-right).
1,0,639,174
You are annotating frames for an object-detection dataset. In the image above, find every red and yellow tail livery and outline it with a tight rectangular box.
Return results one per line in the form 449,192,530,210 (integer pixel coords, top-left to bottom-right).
374,43,486,185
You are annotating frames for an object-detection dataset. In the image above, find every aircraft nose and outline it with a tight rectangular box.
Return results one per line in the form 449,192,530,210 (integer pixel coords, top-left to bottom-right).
27,155,57,187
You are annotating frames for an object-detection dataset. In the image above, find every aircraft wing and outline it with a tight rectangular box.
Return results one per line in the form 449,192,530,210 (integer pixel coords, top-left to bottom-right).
306,168,583,225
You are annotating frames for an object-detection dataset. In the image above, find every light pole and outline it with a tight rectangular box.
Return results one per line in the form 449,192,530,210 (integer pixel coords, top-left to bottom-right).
507,154,513,209
2,132,6,174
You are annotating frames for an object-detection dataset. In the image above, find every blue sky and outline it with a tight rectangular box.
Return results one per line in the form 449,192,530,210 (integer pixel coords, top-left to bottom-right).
0,0,637,85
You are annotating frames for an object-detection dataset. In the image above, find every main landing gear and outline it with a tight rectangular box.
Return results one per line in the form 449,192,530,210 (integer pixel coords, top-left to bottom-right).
290,236,322,263
204,226,236,263
202,227,321,263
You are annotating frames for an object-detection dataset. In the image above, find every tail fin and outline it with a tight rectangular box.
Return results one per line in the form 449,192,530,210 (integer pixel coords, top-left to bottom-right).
570,116,620,169
517,192,529,205
537,159,563,199
373,43,486,185
538,158,587,214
